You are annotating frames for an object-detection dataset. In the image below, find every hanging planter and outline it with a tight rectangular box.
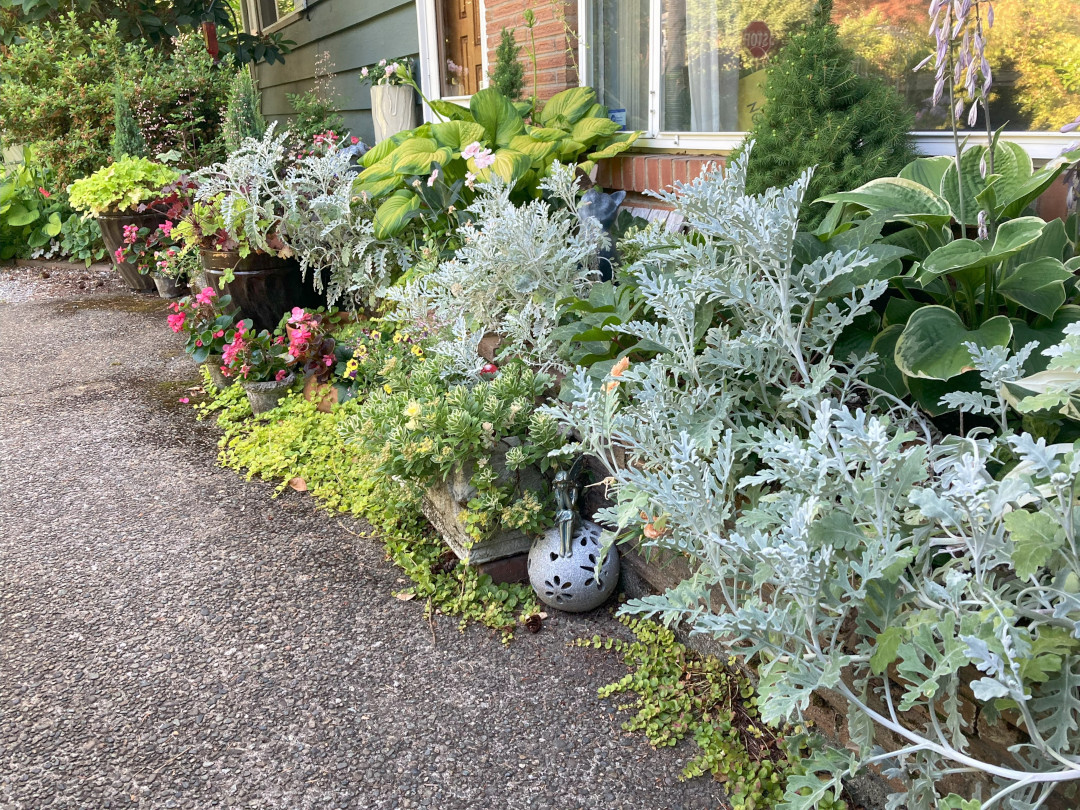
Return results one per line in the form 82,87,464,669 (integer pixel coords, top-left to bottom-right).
371,85,417,143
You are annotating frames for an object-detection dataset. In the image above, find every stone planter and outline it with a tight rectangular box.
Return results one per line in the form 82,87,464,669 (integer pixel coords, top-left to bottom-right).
202,355,230,391
97,209,163,292
242,372,295,414
200,249,320,332
153,274,186,299
371,84,417,143
421,440,545,567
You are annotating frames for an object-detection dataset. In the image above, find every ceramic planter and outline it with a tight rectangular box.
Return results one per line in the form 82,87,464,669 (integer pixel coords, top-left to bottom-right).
153,274,186,299
371,84,417,143
97,209,163,293
243,372,295,414
202,355,230,390
200,249,321,332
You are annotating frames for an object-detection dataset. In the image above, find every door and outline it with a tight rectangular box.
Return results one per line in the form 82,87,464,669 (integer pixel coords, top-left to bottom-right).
439,0,482,96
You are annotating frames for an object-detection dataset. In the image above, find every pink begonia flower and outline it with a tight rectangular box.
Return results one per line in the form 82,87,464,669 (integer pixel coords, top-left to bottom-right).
289,307,307,323
178,397,189,404
123,224,138,244
114,247,125,263
214,330,225,338
361,66,369,78
167,312,186,333
473,148,496,170
351,136,360,145
38,187,51,198
427,168,439,187
220,365,231,378
275,369,288,382
195,287,216,306
322,354,334,366
195,339,203,347
159,221,174,237
378,58,386,66
240,363,251,378
385,63,397,77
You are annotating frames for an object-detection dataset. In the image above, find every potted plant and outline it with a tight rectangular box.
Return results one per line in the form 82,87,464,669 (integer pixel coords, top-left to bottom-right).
181,125,322,329
360,58,417,143
113,219,192,298
67,157,180,292
167,286,242,389
220,319,296,413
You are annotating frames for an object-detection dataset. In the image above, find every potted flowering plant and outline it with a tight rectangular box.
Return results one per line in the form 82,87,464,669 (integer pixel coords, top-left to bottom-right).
167,286,241,388
360,58,417,142
113,219,191,298
67,157,180,292
220,320,296,413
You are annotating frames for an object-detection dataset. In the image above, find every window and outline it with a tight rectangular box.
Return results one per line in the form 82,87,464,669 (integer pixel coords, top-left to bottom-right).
417,0,489,108
579,0,1080,157
254,0,300,30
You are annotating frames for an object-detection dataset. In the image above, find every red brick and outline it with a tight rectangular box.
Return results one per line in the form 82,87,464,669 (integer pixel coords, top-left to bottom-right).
659,158,673,191
646,158,661,193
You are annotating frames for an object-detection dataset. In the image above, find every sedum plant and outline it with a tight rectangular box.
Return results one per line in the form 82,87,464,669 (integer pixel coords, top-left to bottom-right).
544,148,1080,808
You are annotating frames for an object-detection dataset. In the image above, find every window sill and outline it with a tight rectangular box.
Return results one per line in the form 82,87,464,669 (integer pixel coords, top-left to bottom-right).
629,130,1078,162
260,0,319,35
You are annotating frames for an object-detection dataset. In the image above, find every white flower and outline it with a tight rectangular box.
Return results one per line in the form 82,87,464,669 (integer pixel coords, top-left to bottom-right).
461,141,483,160
379,58,386,66
427,168,439,187
361,66,369,78
385,63,397,76
465,171,476,189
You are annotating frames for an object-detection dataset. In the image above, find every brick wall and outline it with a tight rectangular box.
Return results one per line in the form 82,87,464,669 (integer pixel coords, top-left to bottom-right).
594,154,727,195
483,0,577,103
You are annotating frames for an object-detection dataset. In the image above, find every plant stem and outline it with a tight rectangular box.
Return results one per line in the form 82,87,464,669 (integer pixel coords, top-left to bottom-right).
947,48,967,231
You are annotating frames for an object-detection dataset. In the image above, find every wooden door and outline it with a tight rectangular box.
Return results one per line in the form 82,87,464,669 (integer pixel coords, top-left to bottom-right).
439,0,482,96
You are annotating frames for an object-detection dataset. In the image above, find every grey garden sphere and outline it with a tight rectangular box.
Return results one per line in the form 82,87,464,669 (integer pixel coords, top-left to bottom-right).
527,520,619,613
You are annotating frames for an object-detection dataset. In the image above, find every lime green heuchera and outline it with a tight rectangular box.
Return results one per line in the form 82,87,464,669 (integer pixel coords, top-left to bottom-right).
67,157,180,217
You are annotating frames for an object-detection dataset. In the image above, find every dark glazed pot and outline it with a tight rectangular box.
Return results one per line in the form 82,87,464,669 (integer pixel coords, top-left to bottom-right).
200,249,321,332
98,209,165,292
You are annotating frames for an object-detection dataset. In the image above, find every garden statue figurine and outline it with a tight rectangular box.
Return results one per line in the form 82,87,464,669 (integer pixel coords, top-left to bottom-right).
577,188,626,282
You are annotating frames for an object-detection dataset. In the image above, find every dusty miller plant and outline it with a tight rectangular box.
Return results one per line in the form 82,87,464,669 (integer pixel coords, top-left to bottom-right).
278,139,410,310
544,148,1080,808
386,163,604,380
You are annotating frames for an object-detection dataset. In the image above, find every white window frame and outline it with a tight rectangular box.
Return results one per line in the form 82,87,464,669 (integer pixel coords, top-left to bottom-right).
417,0,489,120
575,0,1078,161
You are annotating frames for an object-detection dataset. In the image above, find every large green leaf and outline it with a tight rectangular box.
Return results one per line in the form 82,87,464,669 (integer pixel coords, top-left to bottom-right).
588,132,641,161
508,135,559,165
895,306,1012,380
6,203,39,227
469,148,531,187
539,86,598,128
390,138,454,175
372,189,421,239
43,211,62,237
919,217,1047,278
1012,305,1080,374
998,258,1073,319
361,136,400,168
469,88,525,147
941,141,1032,225
430,120,487,151
525,125,570,142
898,155,953,194
907,371,983,416
999,147,1080,220
569,116,621,146
866,324,908,398
816,178,953,227
427,99,474,122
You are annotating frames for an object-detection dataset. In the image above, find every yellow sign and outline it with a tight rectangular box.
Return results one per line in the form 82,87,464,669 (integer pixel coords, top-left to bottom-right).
738,69,768,131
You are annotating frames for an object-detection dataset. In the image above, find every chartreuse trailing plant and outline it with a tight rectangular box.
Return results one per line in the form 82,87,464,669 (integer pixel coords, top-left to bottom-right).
544,147,1080,808
67,157,180,217
579,616,846,810
200,383,539,639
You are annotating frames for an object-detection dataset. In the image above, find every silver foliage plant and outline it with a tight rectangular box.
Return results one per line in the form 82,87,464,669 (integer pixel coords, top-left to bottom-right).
278,139,409,310
386,163,604,380
544,147,1080,808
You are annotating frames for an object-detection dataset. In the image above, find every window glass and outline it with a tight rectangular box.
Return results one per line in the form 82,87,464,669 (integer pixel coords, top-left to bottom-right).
588,0,651,131
592,0,1080,134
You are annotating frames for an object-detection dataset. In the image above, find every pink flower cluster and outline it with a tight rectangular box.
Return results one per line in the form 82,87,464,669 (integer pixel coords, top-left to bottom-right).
461,141,496,170
221,321,248,374
123,224,139,244
167,310,186,333
195,286,216,306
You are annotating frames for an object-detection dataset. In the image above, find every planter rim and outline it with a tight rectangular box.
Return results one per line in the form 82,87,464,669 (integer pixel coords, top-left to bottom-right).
242,372,296,392
97,205,167,220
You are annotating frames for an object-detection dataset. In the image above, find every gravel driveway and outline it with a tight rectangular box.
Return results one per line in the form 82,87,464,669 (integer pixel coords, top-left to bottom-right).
0,280,724,809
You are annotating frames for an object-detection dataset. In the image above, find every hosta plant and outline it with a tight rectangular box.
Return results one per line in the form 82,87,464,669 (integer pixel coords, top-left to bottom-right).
544,148,1080,808
354,85,639,238
814,141,1080,416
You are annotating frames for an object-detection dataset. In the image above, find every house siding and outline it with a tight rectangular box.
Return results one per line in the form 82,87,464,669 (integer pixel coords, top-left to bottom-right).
253,0,421,146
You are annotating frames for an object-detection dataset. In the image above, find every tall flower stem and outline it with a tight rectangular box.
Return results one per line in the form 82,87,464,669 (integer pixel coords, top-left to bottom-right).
947,47,967,232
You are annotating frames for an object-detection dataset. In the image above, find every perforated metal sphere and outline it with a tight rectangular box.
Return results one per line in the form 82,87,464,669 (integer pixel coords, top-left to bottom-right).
527,520,619,613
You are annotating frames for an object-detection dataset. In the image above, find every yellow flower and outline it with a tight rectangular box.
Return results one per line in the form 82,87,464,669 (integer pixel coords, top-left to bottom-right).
393,332,403,343
345,358,359,374
370,331,381,341
411,345,424,357
404,401,421,418
383,383,393,394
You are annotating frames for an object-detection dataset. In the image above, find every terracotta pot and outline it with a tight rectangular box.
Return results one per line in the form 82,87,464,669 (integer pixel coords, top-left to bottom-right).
243,372,295,414
200,249,321,332
97,210,164,292
153,274,185,299
371,84,418,143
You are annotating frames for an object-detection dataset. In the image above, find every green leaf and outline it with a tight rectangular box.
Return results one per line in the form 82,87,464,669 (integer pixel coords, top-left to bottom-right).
870,626,904,675
44,211,63,237
372,189,421,239
469,88,525,147
507,135,559,165
469,148,531,187
539,86,598,128
525,125,571,141
429,120,488,151
919,218,1045,278
569,116,621,146
895,306,1012,380
361,136,400,168
898,155,953,194
588,132,641,162
6,203,38,227
1005,510,1064,579
998,258,1072,319
941,141,1032,224
999,147,1080,219
427,99,475,122
390,138,453,175
816,177,953,227
866,324,908,397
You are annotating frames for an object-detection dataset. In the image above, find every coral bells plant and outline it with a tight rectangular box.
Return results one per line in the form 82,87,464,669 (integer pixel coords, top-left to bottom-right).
220,320,294,383
169,287,241,363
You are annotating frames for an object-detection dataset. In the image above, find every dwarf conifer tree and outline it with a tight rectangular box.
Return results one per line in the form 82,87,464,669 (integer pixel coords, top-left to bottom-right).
490,28,525,101
111,86,147,161
736,0,915,227
223,69,266,152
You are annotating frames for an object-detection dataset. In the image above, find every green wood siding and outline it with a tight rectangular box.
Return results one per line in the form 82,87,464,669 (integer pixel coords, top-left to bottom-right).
254,0,420,145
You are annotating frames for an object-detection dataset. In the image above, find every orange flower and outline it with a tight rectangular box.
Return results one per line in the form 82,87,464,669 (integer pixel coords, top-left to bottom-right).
611,356,630,378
